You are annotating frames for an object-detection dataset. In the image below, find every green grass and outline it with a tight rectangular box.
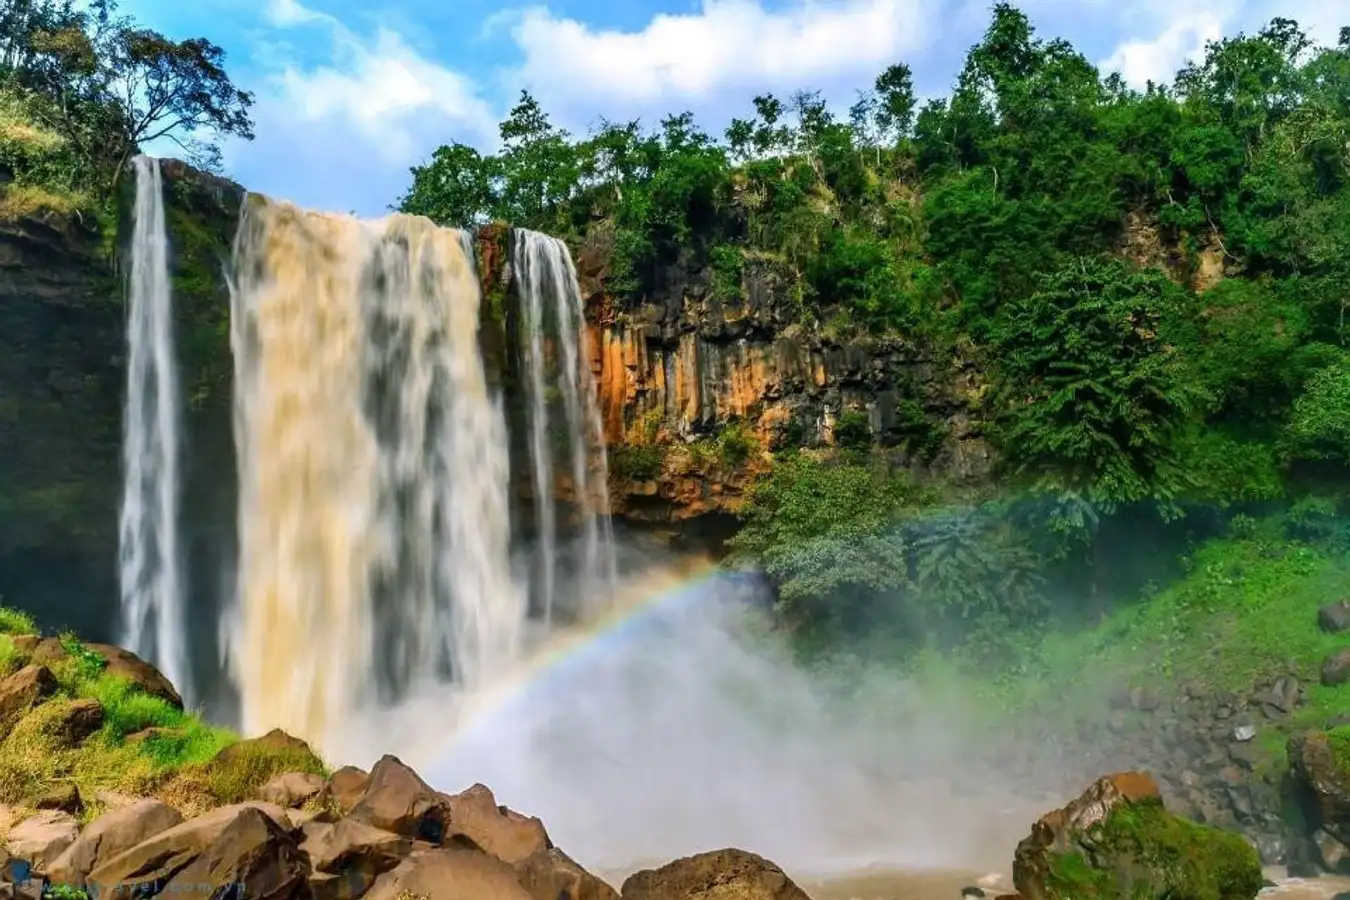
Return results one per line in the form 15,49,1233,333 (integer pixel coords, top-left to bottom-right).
0,605,326,820
0,604,37,635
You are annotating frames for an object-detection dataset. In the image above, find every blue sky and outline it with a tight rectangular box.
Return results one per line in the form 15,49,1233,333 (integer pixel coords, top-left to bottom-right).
120,0,1343,217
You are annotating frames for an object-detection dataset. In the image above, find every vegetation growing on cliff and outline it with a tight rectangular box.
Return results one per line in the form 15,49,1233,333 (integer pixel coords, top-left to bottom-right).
402,5,1350,668
0,0,254,219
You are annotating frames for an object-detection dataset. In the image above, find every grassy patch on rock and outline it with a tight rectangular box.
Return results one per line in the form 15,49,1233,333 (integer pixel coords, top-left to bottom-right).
0,605,327,822
1040,797,1263,900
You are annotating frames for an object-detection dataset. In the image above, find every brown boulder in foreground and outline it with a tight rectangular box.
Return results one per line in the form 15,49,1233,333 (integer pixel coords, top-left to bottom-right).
443,782,551,864
516,846,620,900
323,765,370,814
365,846,536,900
160,806,308,900
349,755,452,843
47,797,184,885
621,849,812,900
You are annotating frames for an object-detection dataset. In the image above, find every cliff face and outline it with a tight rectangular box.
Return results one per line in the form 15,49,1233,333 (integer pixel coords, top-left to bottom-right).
0,162,241,642
0,208,121,637
569,231,993,533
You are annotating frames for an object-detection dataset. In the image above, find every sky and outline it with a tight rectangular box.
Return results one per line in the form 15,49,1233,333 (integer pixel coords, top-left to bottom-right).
119,0,1344,217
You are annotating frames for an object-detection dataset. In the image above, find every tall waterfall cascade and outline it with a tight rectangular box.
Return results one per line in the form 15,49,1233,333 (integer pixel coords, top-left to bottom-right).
225,199,520,749
118,155,190,706
513,229,618,624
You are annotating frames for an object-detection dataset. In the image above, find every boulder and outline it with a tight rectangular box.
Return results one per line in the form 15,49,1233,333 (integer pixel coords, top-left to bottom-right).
349,755,452,843
322,765,369,814
3,810,79,872
1289,729,1350,843
87,801,294,892
32,783,81,815
46,697,103,747
1323,650,1350,687
84,642,183,709
1319,602,1350,634
516,847,619,900
47,797,184,886
159,806,308,900
364,847,535,900
300,817,409,899
443,783,550,864
620,849,812,900
0,665,57,733
213,727,322,770
259,771,327,809
1011,772,1263,900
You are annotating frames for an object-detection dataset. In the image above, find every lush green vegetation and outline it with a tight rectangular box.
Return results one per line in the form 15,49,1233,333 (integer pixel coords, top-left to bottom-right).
403,5,1350,674
0,606,326,821
0,0,253,222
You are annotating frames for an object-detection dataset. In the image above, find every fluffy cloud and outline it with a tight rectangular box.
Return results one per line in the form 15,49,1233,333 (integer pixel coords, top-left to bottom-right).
502,0,939,116
221,0,496,213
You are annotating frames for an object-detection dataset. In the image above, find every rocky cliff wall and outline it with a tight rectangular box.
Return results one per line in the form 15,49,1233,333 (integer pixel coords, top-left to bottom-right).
567,231,993,535
0,162,242,648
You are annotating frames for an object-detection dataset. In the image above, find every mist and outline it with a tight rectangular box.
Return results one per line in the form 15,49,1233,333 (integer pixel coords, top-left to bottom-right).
322,534,1069,882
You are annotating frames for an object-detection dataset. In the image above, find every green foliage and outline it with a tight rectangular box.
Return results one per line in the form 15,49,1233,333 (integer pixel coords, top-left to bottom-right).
989,257,1205,511
833,410,872,452
0,0,254,206
396,7,1350,653
1039,795,1263,900
610,444,663,481
0,604,36,634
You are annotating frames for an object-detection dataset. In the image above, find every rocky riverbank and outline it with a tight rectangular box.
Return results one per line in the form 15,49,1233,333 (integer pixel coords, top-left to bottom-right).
4,602,1350,900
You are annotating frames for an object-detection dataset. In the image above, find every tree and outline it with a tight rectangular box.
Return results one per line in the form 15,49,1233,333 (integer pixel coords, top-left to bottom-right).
872,62,916,142
494,90,579,229
399,142,496,226
24,1,253,191
989,256,1206,511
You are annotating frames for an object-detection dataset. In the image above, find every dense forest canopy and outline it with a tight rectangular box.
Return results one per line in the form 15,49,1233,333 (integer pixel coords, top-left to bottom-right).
402,4,1350,655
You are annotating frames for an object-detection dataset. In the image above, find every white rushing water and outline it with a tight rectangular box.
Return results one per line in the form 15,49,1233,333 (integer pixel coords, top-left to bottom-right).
513,229,617,622
226,200,521,749
117,155,190,706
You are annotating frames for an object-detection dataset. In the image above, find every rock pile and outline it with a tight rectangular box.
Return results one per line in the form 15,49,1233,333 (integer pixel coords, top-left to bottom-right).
0,739,814,900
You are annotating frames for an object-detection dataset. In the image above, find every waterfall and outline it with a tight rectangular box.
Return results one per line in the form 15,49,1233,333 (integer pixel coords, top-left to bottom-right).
512,229,617,622
226,198,520,749
117,155,190,705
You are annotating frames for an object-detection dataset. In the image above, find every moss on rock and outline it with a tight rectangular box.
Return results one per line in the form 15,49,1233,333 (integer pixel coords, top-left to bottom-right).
1015,773,1263,900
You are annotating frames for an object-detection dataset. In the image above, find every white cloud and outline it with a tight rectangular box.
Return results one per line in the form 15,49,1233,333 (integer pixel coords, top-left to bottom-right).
1099,10,1232,87
505,0,939,109
222,0,497,214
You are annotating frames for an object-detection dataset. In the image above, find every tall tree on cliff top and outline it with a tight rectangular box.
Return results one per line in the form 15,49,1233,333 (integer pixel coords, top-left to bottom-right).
23,0,253,191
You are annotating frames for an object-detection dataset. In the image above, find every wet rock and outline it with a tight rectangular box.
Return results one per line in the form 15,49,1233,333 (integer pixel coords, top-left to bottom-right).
1012,772,1263,900
258,771,326,809
1288,730,1350,842
1314,828,1350,874
47,797,184,886
349,755,452,843
3,810,79,873
443,782,551,864
621,849,812,900
0,665,57,734
1319,602,1350,634
1323,649,1350,687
